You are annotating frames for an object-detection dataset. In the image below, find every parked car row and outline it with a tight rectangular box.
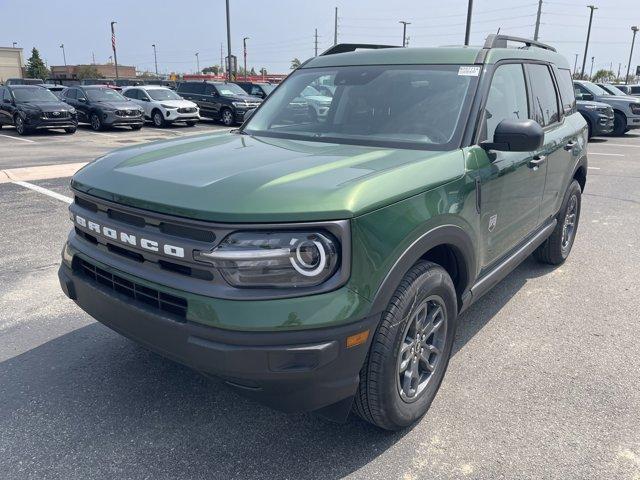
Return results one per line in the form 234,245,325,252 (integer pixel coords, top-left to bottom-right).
574,80,640,137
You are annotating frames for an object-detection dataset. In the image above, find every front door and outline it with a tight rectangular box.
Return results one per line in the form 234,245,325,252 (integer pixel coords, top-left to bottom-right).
475,62,548,269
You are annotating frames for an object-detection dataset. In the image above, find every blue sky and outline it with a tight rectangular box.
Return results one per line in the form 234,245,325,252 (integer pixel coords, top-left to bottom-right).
3,0,639,76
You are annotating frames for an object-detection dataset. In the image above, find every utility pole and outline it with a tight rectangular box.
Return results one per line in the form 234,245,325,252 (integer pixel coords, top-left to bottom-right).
220,43,224,76
625,26,639,84
243,37,249,80
334,7,338,45
195,52,200,74
226,0,232,81
152,44,158,76
589,56,595,79
464,0,474,46
92,52,96,64
59,44,67,67
399,21,411,47
110,21,119,79
618,62,622,80
573,53,579,75
314,28,318,56
533,0,543,41
580,5,597,78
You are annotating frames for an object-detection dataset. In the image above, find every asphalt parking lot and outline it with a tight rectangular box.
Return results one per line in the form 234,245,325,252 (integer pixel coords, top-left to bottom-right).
1,125,639,480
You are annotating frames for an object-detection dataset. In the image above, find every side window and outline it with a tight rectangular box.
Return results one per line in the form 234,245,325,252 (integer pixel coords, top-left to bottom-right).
555,68,576,115
631,86,640,94
203,84,216,95
124,89,139,99
178,83,193,94
484,63,529,141
573,83,591,98
251,86,262,96
77,89,87,101
65,88,77,100
528,64,560,127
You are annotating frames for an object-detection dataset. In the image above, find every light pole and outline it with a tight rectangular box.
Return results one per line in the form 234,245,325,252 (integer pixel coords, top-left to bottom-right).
533,0,543,41
152,44,158,76
59,44,67,66
399,21,411,47
110,21,119,79
225,0,232,81
589,56,595,79
580,5,597,78
573,53,579,75
464,0,474,46
625,26,639,84
243,37,249,79
195,52,200,74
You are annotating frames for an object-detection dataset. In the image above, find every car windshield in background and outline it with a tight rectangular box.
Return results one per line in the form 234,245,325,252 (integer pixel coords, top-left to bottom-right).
262,84,276,94
244,64,478,149
603,85,627,96
583,82,611,96
85,88,127,102
12,87,60,103
147,89,182,101
218,84,248,96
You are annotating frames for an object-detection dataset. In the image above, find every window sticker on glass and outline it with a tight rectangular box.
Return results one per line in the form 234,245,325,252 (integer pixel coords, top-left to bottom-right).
458,66,481,76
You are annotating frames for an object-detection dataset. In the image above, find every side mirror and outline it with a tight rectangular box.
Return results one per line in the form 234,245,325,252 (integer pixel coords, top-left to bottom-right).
481,119,544,152
141,97,150,102
3,98,11,104
78,97,87,103
580,92,594,101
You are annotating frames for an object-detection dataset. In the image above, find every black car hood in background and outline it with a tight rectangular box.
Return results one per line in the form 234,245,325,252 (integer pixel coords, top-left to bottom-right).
17,101,74,112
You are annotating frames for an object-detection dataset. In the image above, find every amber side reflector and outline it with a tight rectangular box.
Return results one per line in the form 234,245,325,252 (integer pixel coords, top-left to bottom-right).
346,330,369,348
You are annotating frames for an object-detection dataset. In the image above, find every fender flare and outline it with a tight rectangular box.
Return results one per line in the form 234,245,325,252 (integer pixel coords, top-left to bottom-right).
368,224,477,315
572,154,588,190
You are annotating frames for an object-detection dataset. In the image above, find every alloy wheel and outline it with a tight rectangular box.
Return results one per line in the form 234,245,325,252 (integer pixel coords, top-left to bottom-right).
15,117,24,134
222,110,233,126
91,114,101,131
561,194,578,250
396,296,447,402
153,112,163,127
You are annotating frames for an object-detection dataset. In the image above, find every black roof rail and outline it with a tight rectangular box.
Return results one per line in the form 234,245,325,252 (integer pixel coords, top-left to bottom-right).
484,34,556,52
320,43,400,56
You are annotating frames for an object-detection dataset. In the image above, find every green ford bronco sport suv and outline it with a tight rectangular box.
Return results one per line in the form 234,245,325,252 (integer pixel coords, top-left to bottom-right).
59,35,587,430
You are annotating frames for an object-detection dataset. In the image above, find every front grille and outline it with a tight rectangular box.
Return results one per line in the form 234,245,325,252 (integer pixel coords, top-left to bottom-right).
43,111,70,119
116,109,141,117
75,258,188,319
177,107,197,113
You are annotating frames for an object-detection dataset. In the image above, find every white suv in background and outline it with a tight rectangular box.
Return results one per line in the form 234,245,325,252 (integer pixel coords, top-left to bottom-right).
122,86,200,127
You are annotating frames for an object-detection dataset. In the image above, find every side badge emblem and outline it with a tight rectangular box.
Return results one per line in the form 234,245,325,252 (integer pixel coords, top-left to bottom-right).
488,214,497,232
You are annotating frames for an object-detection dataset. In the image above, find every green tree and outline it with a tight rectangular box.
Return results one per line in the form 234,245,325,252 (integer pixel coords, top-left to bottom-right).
591,69,615,82
202,65,220,75
76,65,103,80
25,48,49,80
290,58,301,70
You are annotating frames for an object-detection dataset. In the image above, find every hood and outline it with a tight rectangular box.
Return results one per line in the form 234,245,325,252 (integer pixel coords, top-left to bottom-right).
596,94,640,105
95,101,141,110
18,101,73,112
222,94,262,103
577,100,611,109
154,99,197,108
71,133,463,222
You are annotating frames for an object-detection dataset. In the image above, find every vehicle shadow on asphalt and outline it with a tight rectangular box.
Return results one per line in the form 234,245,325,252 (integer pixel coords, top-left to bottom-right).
0,257,555,479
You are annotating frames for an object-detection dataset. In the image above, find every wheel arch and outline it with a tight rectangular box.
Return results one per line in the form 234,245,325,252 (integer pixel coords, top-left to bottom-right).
369,225,476,315
572,155,588,192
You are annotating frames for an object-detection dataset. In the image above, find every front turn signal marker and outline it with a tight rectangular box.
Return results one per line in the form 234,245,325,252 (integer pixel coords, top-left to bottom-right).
346,330,369,348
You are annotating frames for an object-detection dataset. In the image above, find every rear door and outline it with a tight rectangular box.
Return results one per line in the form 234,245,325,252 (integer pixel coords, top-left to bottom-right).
476,62,548,268
0,88,9,125
203,84,220,118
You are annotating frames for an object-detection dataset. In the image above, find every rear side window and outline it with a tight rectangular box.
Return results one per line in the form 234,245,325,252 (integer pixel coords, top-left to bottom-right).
631,86,640,94
123,89,139,99
528,64,560,127
483,63,529,141
555,68,576,115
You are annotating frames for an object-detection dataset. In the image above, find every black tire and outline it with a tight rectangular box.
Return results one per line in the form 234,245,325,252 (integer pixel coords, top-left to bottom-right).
534,179,582,265
64,126,77,134
612,111,627,136
152,109,166,128
130,124,143,131
90,113,103,131
220,108,235,126
353,261,458,430
186,120,197,127
14,115,30,135
585,119,593,139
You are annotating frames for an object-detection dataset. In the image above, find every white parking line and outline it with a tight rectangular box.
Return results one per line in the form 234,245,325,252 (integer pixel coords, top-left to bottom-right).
0,134,36,143
80,130,117,138
588,152,624,156
600,143,640,148
588,167,601,170
12,180,72,204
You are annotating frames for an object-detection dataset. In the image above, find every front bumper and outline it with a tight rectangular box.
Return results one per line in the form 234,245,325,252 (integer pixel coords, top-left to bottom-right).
25,116,78,129
164,109,200,123
593,113,614,135
58,259,376,416
103,111,144,127
626,113,640,129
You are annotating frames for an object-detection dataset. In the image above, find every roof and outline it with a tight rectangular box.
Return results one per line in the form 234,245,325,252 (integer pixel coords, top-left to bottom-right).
302,44,569,70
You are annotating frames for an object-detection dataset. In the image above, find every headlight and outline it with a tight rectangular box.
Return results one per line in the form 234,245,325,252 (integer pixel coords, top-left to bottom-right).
194,231,340,288
583,104,597,110
232,101,247,108
629,103,640,115
69,108,76,114
161,104,178,109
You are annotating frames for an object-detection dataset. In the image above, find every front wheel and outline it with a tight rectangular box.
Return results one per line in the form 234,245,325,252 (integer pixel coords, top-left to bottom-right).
90,113,103,131
152,110,166,127
130,124,143,131
64,127,77,134
354,261,458,430
612,112,627,136
14,115,29,135
220,108,235,126
185,120,197,127
535,179,582,265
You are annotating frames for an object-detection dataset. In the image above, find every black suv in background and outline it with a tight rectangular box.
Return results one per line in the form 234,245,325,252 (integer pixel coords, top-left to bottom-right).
175,81,262,126
235,81,276,99
60,86,144,131
0,85,77,135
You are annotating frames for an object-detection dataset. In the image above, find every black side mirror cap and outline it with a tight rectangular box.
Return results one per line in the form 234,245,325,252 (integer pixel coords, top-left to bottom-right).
481,119,544,152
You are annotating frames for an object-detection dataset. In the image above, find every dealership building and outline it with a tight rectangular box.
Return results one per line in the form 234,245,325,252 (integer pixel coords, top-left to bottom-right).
50,64,136,80
0,46,24,83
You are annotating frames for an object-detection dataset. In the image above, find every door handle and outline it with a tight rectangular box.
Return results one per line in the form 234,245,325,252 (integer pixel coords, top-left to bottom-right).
564,141,577,151
529,155,546,169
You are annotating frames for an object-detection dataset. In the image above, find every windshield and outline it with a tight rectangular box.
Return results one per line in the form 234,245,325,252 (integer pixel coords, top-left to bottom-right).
582,81,610,96
243,64,478,149
85,88,127,102
12,87,60,103
147,88,182,101
218,83,247,96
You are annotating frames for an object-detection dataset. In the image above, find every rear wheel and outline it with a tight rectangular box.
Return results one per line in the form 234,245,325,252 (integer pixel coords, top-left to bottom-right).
354,261,457,430
612,111,627,136
535,179,582,265
90,113,103,131
220,108,235,126
152,109,166,127
14,115,29,135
